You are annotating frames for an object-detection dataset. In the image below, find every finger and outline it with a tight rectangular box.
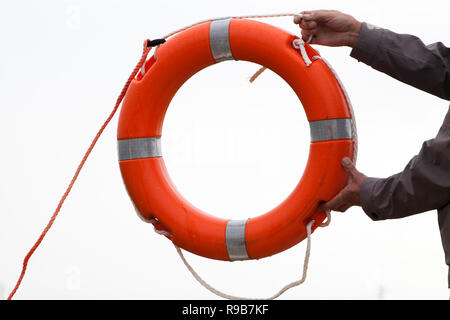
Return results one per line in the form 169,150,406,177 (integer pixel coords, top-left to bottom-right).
297,11,312,22
303,10,333,23
317,201,327,212
301,32,315,43
301,13,314,22
301,29,316,38
342,157,368,188
334,203,352,212
341,157,359,177
307,34,318,45
294,11,314,24
341,157,354,170
300,20,317,30
322,188,349,211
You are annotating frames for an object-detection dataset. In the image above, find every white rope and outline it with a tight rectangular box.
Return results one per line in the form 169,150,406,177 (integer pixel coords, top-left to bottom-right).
249,37,312,82
162,13,303,40
247,40,359,163
140,13,356,300
292,38,312,66
142,13,306,78
250,36,313,83
148,211,331,300
249,15,312,82
147,218,172,237
311,55,358,162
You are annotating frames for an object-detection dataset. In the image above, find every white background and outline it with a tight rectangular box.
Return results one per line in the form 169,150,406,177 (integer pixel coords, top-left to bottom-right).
1,0,449,300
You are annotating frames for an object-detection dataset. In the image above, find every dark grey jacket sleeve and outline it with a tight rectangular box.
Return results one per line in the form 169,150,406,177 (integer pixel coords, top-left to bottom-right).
350,22,450,220
360,115,450,220
350,22,450,100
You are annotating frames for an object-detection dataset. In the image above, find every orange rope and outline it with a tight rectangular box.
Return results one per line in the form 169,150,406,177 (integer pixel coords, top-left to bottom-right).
7,40,152,300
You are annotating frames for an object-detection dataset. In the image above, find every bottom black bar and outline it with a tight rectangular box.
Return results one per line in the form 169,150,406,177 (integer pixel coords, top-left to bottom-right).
0,300,448,318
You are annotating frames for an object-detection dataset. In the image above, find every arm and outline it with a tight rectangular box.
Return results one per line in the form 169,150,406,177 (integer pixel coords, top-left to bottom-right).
295,10,450,100
351,22,450,101
322,113,450,219
297,10,450,217
361,119,450,220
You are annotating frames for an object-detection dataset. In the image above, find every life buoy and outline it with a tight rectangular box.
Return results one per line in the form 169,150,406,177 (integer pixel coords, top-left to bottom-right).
117,18,355,261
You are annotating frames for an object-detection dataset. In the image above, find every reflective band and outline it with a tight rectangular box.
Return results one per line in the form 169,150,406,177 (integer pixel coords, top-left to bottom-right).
309,118,352,142
118,137,162,160
225,219,249,261
209,18,234,62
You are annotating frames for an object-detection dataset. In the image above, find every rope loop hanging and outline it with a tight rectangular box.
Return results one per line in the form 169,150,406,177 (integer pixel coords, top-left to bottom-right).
147,211,331,300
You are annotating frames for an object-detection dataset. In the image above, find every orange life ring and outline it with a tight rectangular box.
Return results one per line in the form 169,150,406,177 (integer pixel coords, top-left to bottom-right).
117,18,355,261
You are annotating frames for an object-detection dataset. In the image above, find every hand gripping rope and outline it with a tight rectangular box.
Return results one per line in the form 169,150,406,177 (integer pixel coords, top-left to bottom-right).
7,12,357,300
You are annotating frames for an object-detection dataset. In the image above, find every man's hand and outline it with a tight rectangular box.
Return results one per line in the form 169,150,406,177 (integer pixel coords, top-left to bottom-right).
320,157,367,212
293,10,362,47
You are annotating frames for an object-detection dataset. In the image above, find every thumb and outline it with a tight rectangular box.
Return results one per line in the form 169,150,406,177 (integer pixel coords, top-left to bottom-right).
302,10,331,23
341,157,358,177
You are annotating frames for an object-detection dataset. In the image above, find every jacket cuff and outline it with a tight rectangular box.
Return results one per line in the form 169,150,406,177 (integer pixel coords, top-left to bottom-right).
360,177,384,221
350,22,384,65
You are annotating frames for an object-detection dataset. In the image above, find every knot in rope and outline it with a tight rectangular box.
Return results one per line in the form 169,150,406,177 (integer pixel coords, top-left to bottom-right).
292,38,312,67
250,35,313,83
